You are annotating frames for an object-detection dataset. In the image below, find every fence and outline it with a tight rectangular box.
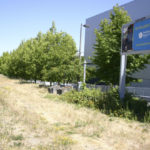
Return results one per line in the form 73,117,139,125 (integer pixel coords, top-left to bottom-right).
126,87,150,100
86,84,150,100
29,80,150,100
86,84,111,92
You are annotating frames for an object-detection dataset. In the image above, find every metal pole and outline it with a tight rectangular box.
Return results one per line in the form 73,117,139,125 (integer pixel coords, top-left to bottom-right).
83,60,87,83
119,54,127,101
77,24,83,91
79,23,82,62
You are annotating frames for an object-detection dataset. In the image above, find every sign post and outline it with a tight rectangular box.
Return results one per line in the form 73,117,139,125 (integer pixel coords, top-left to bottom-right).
119,54,127,101
119,16,150,100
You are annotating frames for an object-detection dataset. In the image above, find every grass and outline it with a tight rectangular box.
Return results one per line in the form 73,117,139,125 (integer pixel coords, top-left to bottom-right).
11,134,24,141
0,74,150,150
60,87,150,122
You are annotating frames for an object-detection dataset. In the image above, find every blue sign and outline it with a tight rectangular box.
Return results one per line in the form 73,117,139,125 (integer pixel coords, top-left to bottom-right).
133,18,150,51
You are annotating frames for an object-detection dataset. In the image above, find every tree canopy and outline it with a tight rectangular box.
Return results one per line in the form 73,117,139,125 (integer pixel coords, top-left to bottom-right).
92,5,150,85
0,22,82,83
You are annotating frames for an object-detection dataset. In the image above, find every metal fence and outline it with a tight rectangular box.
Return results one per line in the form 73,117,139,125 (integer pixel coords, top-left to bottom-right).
28,80,150,99
126,87,150,100
86,84,150,100
86,84,111,92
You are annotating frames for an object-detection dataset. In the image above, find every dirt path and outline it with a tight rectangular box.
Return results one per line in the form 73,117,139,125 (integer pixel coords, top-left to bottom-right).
0,74,150,150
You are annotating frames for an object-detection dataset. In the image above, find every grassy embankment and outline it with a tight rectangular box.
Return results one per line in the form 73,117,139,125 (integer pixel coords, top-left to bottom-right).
0,74,150,150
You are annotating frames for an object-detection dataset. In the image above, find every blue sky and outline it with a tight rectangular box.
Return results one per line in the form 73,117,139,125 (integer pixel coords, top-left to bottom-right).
0,0,133,56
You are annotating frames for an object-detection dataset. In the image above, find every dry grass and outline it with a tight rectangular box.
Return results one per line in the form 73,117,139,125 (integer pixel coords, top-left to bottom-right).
0,74,150,150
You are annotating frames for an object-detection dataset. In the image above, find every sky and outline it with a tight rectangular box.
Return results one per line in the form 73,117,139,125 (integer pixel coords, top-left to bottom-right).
0,0,133,56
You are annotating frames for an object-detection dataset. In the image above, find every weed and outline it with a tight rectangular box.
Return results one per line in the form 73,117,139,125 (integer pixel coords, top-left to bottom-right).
53,135,76,146
74,120,87,128
66,131,75,135
13,141,22,147
11,134,24,141
44,94,59,101
142,128,149,133
61,87,150,122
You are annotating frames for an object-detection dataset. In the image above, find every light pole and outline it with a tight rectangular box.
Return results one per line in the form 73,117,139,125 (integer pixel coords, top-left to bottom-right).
79,23,90,62
77,24,89,90
83,59,87,83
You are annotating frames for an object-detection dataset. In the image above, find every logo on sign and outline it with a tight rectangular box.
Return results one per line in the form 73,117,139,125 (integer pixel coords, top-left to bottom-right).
138,32,143,39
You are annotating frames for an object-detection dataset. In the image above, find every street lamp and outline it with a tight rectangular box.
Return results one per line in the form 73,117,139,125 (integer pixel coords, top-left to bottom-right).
77,23,89,89
79,23,90,61
83,59,87,83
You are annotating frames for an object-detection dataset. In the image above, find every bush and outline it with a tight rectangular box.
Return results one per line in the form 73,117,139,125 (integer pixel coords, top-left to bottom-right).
62,88,102,108
98,87,121,112
61,87,150,122
124,93,150,122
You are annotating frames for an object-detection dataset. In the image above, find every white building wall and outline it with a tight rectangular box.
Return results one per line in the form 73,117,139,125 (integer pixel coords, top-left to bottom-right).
84,0,150,87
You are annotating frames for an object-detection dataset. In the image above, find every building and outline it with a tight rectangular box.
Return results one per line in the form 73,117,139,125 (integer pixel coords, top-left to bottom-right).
84,0,150,87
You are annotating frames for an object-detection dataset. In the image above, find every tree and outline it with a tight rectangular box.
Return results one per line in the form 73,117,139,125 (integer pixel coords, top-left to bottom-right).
50,21,56,34
92,5,150,85
27,32,46,81
0,21,82,83
6,40,32,79
42,30,82,83
0,52,11,76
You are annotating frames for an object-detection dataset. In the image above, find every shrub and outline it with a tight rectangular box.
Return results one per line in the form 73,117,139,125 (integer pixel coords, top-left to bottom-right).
98,87,122,112
62,87,102,108
124,93,150,122
61,87,150,122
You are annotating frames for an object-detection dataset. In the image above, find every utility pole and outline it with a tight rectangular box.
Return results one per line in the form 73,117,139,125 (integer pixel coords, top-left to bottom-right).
77,23,90,90
79,24,90,62
79,23,83,62
83,60,87,83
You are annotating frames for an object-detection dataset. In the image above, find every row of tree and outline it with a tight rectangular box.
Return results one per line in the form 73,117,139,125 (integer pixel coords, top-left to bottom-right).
0,22,83,83
1,6,150,85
